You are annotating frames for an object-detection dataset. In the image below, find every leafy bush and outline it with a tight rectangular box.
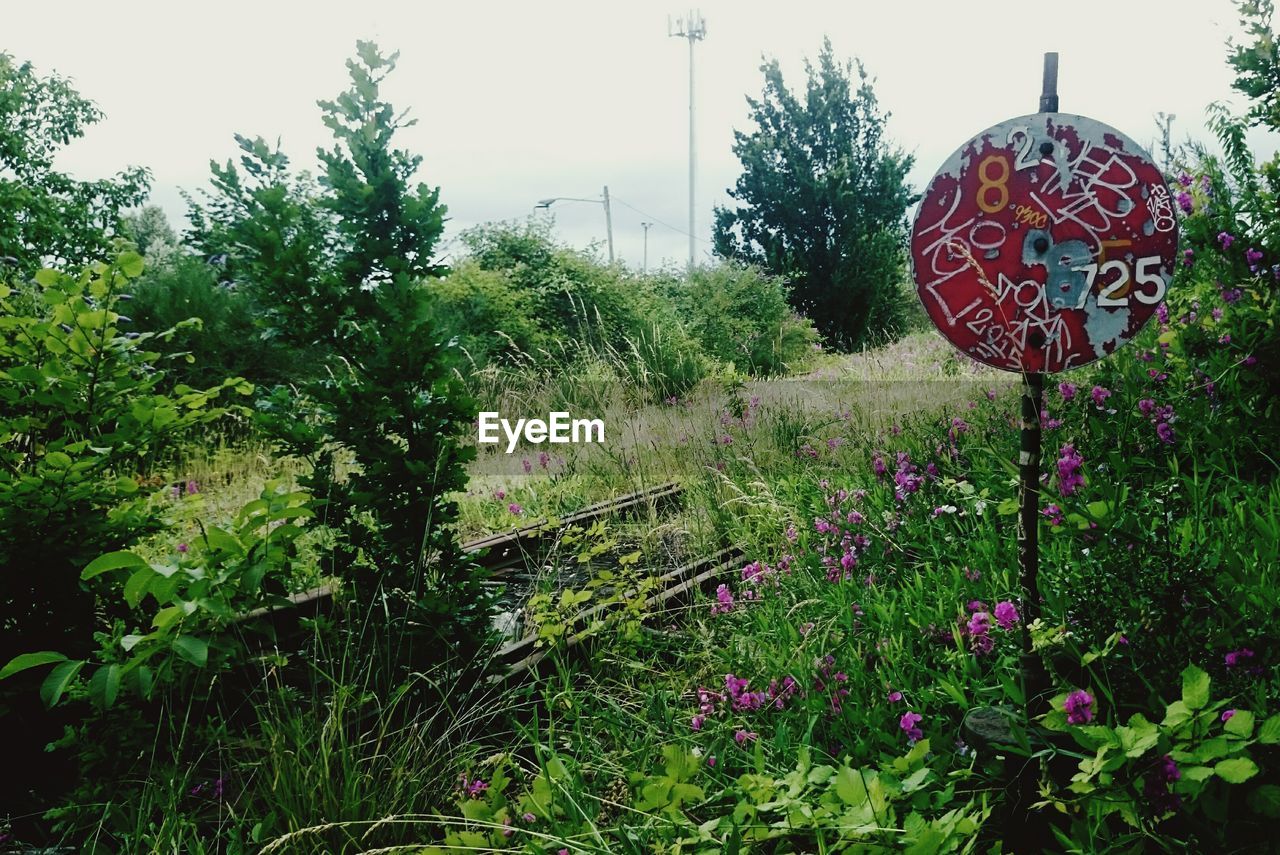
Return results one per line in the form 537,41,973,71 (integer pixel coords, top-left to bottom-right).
187,43,486,652
0,252,249,828
1,481,310,710
0,253,249,665
126,253,298,390
429,260,543,364
669,262,819,375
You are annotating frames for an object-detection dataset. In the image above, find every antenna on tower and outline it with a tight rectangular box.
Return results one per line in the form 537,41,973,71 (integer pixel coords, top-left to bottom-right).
670,9,706,271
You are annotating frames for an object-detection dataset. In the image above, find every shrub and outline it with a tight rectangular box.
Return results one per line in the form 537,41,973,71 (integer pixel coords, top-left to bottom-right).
429,260,543,364
670,262,819,375
0,252,249,824
126,253,298,390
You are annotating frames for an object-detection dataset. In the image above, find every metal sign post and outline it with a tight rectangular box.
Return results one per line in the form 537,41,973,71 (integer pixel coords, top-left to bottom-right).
908,51,1179,848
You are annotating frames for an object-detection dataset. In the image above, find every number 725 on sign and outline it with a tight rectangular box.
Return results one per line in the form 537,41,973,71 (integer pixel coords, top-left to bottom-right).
1072,255,1167,308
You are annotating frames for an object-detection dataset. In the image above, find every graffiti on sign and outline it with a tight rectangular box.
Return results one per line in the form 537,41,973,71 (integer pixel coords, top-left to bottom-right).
910,113,1178,373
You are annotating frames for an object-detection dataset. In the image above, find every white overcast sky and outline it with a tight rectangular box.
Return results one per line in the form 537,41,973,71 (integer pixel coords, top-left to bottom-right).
5,0,1276,270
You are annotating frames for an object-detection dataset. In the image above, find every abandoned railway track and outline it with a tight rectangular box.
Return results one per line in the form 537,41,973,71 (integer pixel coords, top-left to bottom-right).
245,480,744,682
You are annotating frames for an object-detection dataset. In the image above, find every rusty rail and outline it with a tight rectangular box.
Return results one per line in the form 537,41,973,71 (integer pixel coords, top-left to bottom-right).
241,481,685,628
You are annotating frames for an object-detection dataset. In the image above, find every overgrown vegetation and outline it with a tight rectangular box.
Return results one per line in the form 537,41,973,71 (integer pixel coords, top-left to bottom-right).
2,6,1280,852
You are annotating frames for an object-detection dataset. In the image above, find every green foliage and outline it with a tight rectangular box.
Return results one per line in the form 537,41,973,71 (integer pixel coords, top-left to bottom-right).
668,262,819,375
458,219,710,400
1042,665,1276,843
126,254,297,390
1225,0,1280,132
429,260,542,364
187,42,485,648
118,205,180,266
1,482,310,710
713,39,916,349
434,741,985,851
0,255,249,664
0,53,149,274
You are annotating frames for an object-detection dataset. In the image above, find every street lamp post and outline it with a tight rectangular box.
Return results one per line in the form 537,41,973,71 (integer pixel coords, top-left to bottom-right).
641,222,652,274
534,185,615,264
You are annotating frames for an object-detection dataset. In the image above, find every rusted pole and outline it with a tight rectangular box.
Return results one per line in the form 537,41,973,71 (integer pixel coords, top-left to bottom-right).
1007,53,1060,853
1017,371,1047,705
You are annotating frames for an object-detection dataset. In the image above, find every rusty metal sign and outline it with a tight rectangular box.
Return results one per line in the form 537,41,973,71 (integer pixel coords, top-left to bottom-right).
910,113,1178,373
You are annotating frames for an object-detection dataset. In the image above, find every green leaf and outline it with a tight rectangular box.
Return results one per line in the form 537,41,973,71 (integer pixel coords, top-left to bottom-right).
0,651,68,680
1163,700,1193,728
123,568,154,608
43,451,72,469
833,766,869,807
34,268,60,286
1258,716,1280,744
172,635,208,667
40,659,85,707
1214,757,1258,783
89,663,121,707
1182,664,1210,710
1224,709,1255,738
1249,784,1280,817
82,551,149,580
118,251,145,278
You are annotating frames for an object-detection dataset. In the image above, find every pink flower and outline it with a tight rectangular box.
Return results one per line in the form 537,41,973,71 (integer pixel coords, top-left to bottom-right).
508,502,523,516
522,458,532,473
707,755,717,768
691,714,705,731
1090,386,1112,409
1218,231,1235,250
900,711,924,742
711,584,735,615
1056,444,1085,497
734,729,758,745
994,601,1019,629
1042,504,1064,526
1156,422,1175,444
1225,648,1255,668
1221,709,1236,723
1058,381,1077,401
177,542,189,553
888,690,903,702
1064,690,1094,725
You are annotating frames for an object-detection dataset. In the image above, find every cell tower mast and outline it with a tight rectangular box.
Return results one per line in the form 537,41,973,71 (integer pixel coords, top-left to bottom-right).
669,10,706,270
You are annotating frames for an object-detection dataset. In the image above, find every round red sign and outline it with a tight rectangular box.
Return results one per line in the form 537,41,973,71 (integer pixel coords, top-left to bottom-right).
910,113,1178,373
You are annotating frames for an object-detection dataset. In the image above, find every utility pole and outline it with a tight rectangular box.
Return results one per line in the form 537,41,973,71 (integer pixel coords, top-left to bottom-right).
641,222,652,274
670,10,706,270
601,185,615,264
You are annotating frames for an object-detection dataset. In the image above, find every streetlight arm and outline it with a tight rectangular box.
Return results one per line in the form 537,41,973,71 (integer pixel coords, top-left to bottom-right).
537,196,604,207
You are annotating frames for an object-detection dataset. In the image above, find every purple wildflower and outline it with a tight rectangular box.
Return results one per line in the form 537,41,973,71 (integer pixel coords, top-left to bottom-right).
900,711,924,743
1064,690,1094,725
994,601,1019,630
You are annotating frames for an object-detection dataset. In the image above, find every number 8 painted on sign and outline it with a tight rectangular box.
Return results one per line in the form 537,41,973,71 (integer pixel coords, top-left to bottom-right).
976,155,1010,214
1072,256,1166,308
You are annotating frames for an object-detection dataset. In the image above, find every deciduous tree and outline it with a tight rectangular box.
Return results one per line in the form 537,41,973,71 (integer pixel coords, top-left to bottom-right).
713,40,916,348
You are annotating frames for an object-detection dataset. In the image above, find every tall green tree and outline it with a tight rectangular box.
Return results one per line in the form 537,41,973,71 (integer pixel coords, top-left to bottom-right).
0,53,149,273
713,40,916,348
188,42,484,649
